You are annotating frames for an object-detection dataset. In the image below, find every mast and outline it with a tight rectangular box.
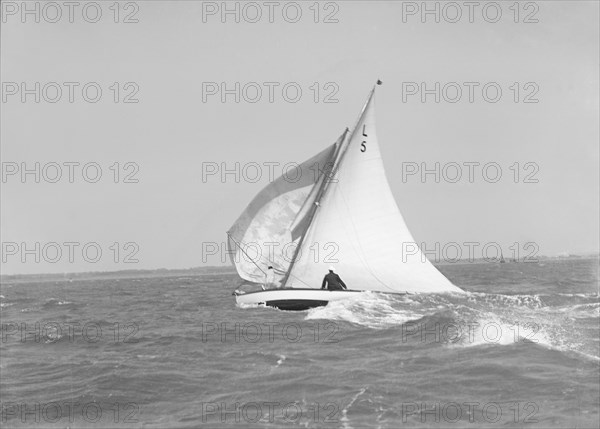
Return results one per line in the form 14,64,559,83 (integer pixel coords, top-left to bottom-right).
281,81,382,287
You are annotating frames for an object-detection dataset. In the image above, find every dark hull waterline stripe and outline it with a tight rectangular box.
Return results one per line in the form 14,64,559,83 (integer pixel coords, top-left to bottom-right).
264,299,329,311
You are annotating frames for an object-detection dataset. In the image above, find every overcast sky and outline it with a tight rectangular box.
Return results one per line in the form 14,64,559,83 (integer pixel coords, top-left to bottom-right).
1,1,598,275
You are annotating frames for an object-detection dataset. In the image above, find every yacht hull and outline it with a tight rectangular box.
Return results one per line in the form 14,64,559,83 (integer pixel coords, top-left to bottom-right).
234,288,362,311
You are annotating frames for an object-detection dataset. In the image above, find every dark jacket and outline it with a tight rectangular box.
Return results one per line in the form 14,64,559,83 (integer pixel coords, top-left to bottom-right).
321,272,347,290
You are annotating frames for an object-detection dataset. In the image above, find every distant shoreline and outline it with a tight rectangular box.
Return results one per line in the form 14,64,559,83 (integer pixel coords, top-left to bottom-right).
0,266,237,284
1,255,598,284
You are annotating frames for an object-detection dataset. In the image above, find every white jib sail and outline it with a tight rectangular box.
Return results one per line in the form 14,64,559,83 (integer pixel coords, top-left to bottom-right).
227,138,341,286
285,89,464,294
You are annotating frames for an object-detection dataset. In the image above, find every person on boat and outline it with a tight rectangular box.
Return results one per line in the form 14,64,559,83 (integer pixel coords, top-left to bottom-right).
321,267,347,291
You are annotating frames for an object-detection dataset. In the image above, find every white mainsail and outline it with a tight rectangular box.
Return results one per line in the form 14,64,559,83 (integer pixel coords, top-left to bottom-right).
227,136,342,285
284,87,463,293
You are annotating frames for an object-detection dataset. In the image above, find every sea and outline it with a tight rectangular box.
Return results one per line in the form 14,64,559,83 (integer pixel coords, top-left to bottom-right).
1,258,598,428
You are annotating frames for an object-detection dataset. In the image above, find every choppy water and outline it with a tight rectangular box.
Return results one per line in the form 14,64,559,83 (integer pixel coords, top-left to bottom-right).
1,258,598,428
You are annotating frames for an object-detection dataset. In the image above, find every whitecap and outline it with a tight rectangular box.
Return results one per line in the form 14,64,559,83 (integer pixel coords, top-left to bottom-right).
305,292,423,329
275,354,286,367
236,301,263,310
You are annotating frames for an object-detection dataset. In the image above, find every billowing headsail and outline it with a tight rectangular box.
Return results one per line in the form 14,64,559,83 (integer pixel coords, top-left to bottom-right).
285,88,463,293
227,136,342,286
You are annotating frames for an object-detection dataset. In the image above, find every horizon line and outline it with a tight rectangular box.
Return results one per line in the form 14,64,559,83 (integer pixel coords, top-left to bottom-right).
2,252,599,279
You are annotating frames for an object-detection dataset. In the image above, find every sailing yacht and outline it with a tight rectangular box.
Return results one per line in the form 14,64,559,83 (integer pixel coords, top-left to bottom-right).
228,82,464,310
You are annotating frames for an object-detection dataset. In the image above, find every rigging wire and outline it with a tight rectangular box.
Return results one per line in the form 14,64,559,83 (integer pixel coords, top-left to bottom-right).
227,233,313,288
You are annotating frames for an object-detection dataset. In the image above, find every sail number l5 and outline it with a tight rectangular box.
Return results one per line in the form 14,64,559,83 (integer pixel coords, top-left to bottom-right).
361,124,367,152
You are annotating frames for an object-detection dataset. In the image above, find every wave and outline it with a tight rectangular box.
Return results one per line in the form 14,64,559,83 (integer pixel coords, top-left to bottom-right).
303,289,599,360
42,298,75,308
